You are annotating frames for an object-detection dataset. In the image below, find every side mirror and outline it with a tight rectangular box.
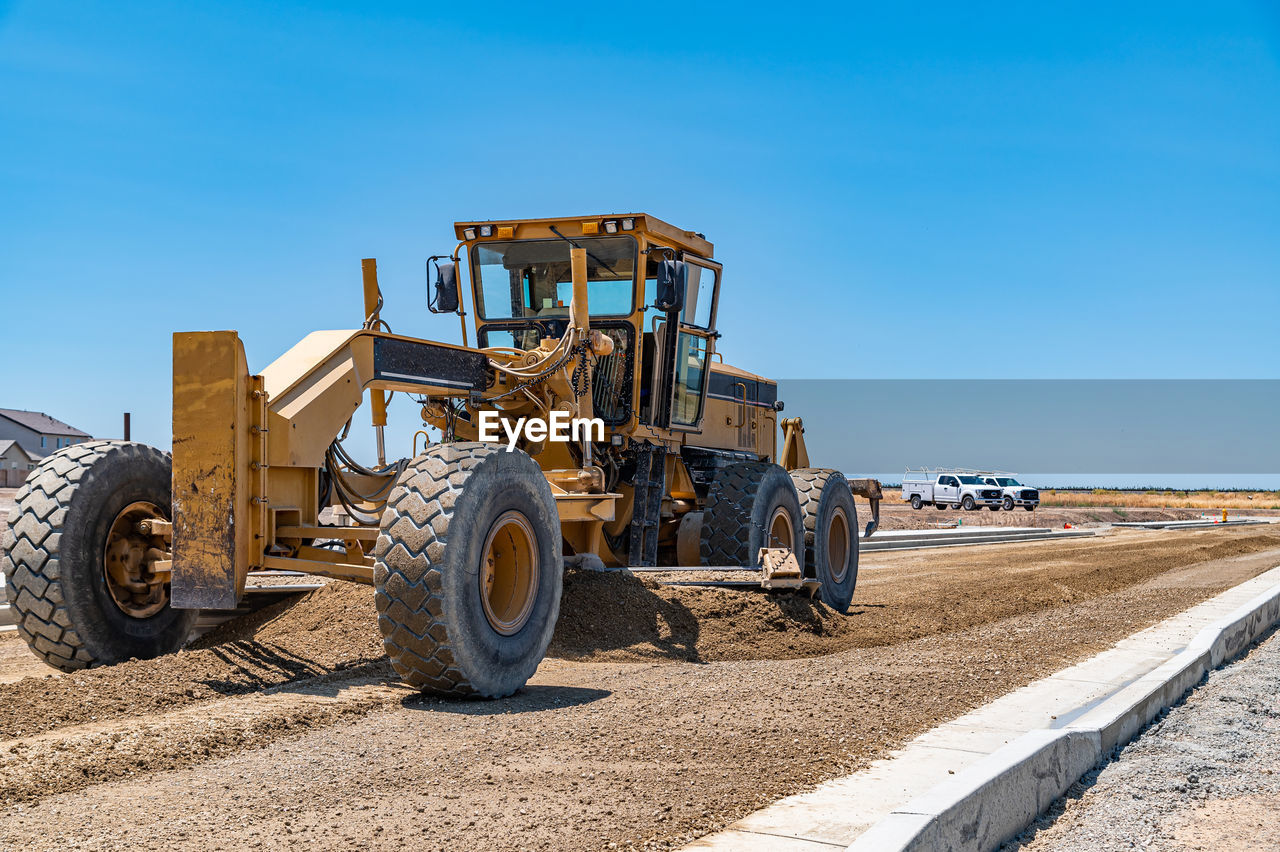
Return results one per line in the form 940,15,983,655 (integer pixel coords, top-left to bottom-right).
428,259,460,314
654,259,686,313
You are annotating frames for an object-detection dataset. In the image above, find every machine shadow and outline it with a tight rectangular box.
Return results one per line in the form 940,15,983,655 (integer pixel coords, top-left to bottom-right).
195,641,389,696
405,684,612,715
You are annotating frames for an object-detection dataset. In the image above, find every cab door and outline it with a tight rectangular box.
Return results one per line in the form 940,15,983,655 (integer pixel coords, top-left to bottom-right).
656,258,722,431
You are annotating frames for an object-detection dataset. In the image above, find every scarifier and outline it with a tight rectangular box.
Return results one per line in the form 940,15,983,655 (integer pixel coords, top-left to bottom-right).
1,214,882,697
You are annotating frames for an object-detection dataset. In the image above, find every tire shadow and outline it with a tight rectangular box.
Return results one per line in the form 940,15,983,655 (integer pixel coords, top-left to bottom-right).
405,684,612,715
194,642,389,695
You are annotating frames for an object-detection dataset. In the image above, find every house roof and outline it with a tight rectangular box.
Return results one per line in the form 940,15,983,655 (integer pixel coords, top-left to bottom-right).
0,408,92,438
0,439,34,462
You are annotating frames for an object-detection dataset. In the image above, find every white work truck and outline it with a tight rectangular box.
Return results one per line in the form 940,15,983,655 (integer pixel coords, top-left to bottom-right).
979,473,1041,511
901,468,1004,511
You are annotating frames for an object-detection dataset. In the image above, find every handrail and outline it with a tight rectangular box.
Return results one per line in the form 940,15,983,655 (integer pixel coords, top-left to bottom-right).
732,381,748,428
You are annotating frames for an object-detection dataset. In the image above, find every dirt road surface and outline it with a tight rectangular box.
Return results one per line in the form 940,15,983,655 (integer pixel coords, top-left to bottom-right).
2,527,1279,850
870,496,1280,530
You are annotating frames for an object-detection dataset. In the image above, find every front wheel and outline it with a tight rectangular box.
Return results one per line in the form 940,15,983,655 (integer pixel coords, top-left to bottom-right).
988,504,1002,512
1003,496,1015,511
910,495,923,510
791,469,858,613
961,495,976,511
1025,505,1037,512
374,443,563,698
1,441,195,671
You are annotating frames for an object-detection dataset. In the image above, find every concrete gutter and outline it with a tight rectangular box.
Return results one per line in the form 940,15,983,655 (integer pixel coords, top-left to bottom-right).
861,526,1097,552
685,563,1280,852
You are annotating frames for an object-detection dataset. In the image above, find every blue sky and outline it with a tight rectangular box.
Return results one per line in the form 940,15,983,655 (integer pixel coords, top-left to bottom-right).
1,1,1278,460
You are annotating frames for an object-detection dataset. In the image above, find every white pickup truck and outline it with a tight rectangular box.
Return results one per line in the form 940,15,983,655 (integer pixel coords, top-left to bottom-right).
901,469,1005,511
980,474,1041,511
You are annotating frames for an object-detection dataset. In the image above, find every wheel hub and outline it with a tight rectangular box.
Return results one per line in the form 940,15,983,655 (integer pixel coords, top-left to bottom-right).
103,501,170,618
768,506,795,550
479,510,540,636
826,506,851,583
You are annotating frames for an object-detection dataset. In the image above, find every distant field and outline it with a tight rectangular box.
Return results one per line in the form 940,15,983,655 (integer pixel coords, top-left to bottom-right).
1038,490,1280,510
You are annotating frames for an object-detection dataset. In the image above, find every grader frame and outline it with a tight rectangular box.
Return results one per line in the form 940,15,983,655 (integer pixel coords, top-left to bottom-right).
163,213,878,609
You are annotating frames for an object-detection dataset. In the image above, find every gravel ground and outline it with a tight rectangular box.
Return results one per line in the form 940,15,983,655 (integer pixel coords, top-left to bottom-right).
0,529,1277,850
1008,628,1280,851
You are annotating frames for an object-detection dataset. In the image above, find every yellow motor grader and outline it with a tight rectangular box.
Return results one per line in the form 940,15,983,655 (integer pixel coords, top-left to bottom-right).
1,214,881,697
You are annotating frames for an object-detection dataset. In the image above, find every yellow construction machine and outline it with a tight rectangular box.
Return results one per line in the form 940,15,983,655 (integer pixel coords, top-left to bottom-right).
1,214,881,697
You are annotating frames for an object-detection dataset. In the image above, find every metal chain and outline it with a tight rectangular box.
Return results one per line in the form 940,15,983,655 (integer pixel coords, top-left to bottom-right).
570,341,590,399
601,342,634,423
486,339,581,403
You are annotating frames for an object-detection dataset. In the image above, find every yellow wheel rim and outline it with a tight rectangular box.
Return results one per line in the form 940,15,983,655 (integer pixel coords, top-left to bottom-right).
827,506,851,583
480,510,540,636
768,506,795,550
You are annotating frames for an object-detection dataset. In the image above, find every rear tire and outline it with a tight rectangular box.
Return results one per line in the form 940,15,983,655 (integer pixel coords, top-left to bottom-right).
701,462,803,567
1,441,195,671
910,495,923,510
935,502,948,511
790,469,858,613
373,443,563,698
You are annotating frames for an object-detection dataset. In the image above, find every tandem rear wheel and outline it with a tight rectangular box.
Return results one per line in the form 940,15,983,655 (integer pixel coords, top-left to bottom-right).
790,469,859,613
700,462,804,568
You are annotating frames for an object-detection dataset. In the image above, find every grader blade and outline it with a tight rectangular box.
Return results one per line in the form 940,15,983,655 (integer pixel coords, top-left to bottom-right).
758,547,819,595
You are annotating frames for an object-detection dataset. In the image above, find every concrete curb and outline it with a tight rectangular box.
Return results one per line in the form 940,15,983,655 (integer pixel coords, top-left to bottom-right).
849,578,1280,852
861,527,1097,553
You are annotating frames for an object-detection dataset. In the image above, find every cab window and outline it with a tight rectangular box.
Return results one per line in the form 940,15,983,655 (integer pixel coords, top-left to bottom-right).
683,263,717,328
472,236,636,320
670,332,709,427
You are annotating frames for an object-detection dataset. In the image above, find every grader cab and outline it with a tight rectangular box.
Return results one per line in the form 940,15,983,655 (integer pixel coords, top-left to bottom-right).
2,213,881,697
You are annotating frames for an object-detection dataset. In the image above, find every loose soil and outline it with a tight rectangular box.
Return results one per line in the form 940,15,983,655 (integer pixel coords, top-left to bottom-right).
0,527,1278,851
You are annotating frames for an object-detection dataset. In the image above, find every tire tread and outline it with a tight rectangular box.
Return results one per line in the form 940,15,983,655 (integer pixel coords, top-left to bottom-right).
374,443,509,696
700,462,770,565
2,441,168,671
